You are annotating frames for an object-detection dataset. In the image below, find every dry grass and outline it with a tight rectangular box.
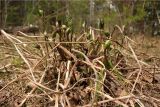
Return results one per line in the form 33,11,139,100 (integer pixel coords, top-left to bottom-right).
0,26,160,107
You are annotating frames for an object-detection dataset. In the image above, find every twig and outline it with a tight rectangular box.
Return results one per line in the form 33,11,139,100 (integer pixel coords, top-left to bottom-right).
81,88,133,107
1,30,36,81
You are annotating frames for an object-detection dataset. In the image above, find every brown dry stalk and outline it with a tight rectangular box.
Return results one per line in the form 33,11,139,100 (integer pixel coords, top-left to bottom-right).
128,42,142,93
15,41,89,45
17,31,44,38
64,61,78,89
57,45,77,61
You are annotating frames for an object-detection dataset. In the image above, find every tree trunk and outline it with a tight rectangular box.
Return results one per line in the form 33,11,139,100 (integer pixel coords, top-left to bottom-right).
0,0,5,28
89,0,94,27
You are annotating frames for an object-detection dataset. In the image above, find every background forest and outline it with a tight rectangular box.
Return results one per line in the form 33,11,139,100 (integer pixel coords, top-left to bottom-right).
0,0,160,35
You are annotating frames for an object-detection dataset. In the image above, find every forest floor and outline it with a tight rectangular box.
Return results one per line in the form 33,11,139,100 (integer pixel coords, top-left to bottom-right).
0,29,160,107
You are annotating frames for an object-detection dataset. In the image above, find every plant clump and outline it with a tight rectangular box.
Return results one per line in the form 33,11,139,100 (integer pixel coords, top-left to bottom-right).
0,23,160,107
